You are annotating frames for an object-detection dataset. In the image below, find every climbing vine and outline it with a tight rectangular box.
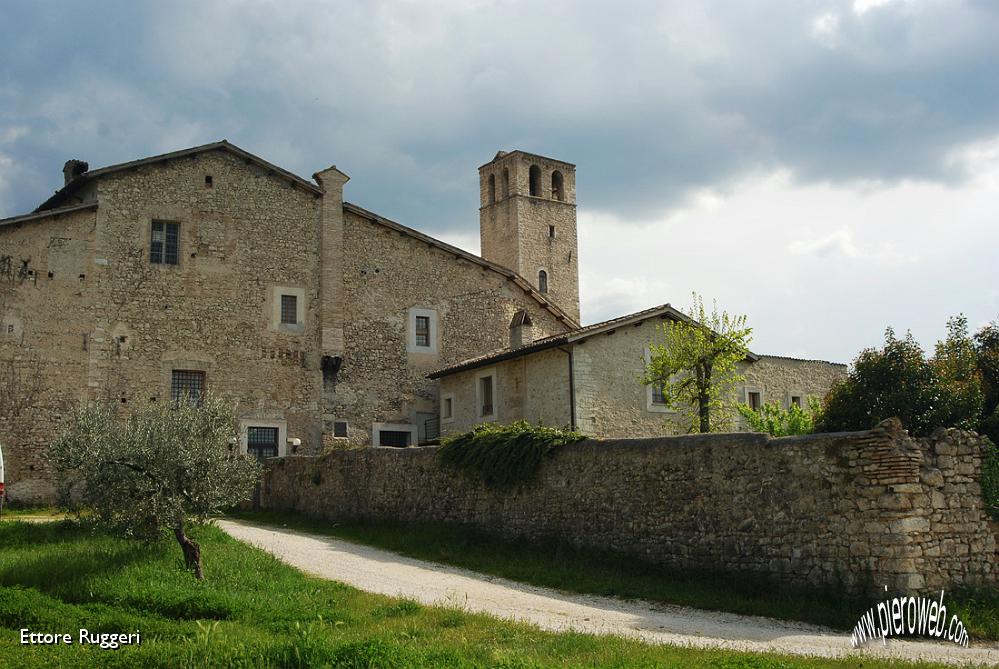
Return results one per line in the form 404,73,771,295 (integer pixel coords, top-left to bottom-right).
437,421,583,488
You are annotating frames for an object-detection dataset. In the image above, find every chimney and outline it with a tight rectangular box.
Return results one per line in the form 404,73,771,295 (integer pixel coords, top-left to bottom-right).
62,159,89,186
509,310,534,349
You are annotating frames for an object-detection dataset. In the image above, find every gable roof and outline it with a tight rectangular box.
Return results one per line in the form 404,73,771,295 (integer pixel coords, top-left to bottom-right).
429,302,758,379
0,201,99,229
35,140,322,212
342,202,580,329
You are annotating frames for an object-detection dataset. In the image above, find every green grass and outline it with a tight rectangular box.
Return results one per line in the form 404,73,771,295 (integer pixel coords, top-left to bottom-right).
234,511,999,643
0,518,964,668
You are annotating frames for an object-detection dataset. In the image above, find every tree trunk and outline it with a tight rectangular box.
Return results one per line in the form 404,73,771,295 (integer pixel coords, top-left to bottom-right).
698,362,713,433
173,523,203,580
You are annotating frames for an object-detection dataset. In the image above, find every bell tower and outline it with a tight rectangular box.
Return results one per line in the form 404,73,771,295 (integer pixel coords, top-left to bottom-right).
478,150,579,323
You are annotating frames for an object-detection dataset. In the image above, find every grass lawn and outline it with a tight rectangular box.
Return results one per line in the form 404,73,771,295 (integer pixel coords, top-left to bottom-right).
234,511,999,643
0,518,964,668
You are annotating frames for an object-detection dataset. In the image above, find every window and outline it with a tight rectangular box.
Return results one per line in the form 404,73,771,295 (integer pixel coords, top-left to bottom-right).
529,165,541,196
538,270,548,294
379,430,411,448
150,221,179,265
246,426,279,460
333,421,349,438
280,294,298,325
205,175,213,188
479,376,494,416
407,307,438,354
171,369,205,404
488,174,496,203
651,384,666,405
788,393,803,409
502,168,510,198
415,315,430,347
747,391,762,412
442,396,453,421
548,225,556,239
551,170,564,201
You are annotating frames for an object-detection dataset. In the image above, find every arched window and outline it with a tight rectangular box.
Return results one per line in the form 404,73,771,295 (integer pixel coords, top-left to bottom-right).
529,165,541,197
502,168,510,198
551,170,564,201
488,174,496,203
538,270,548,293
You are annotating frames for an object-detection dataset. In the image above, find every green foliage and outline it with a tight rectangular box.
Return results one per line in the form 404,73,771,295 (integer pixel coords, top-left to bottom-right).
932,315,985,430
437,421,583,488
47,395,260,558
981,436,999,521
817,325,985,437
0,520,937,668
737,398,821,437
976,320,999,417
642,294,752,433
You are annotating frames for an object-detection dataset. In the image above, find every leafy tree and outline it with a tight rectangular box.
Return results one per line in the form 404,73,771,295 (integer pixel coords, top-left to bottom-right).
642,295,753,433
49,395,260,579
975,320,999,418
932,315,984,431
737,398,821,437
817,324,985,437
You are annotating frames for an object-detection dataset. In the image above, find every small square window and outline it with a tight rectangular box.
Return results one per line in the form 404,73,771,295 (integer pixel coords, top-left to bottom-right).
150,221,180,265
333,421,348,438
651,384,666,405
789,395,802,408
415,315,430,347
171,369,205,404
280,294,298,325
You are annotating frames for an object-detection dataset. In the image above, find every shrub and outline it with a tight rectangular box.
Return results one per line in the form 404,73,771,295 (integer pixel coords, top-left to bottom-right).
816,327,979,437
737,398,820,437
437,421,583,488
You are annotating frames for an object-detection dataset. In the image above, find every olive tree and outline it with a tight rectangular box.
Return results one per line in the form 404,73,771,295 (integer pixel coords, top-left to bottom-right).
49,395,260,579
642,295,753,433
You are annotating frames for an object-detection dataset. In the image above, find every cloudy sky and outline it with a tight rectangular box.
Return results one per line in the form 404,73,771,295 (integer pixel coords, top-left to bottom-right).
2,0,997,362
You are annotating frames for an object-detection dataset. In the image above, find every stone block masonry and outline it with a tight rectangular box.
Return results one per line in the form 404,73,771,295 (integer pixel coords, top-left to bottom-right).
263,419,998,596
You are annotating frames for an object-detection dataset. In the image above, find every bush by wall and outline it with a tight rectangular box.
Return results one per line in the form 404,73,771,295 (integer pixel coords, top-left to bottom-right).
437,421,583,488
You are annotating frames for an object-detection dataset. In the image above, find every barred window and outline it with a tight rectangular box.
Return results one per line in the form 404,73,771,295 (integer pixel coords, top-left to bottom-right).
280,294,298,325
171,370,204,404
247,426,279,460
150,221,179,265
651,384,666,405
415,316,430,347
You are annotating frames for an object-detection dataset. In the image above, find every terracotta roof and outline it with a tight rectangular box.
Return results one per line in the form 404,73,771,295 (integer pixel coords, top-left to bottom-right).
757,353,846,367
342,202,580,329
0,201,98,228
428,302,757,379
36,140,322,212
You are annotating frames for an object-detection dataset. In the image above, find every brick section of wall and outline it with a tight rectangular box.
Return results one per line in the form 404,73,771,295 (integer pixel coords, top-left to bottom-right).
263,419,998,595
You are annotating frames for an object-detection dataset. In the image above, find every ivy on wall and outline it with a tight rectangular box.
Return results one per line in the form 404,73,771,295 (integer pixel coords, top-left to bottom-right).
437,421,583,488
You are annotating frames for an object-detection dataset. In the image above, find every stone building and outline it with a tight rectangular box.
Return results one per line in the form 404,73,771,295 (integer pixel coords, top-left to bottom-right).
0,140,842,502
431,305,846,437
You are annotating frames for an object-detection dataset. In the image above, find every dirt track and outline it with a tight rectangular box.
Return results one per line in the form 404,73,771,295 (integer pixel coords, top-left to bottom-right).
218,519,999,666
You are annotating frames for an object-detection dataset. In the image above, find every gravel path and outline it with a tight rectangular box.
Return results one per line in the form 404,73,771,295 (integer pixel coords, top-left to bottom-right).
218,519,999,666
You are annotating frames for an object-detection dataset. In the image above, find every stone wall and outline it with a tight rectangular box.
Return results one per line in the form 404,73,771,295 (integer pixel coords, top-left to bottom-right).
263,419,998,596
0,149,326,501
333,207,573,446
440,316,847,439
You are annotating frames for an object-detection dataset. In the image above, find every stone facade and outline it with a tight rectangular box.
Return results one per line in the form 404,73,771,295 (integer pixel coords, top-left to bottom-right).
436,306,847,438
0,141,578,501
479,151,580,324
262,419,999,596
